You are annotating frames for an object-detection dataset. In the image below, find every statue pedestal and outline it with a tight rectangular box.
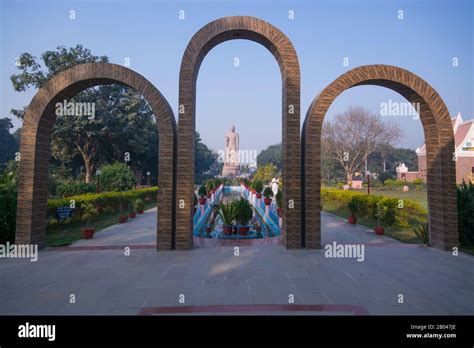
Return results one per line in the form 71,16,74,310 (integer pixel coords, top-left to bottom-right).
222,164,240,178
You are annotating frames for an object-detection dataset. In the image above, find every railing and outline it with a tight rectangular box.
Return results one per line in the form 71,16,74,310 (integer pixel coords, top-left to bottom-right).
193,184,224,236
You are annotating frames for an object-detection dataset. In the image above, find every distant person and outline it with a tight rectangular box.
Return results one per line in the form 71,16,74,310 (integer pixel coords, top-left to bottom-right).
271,176,279,196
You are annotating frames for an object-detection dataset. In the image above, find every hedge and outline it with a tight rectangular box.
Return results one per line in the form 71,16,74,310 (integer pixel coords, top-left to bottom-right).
47,187,158,221
321,188,427,228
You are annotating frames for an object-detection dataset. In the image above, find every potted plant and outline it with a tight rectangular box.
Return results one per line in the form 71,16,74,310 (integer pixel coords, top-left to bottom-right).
128,201,136,219
216,201,237,235
263,187,273,205
118,193,128,223
133,198,145,214
205,222,214,235
235,198,253,235
81,201,96,239
275,190,283,217
375,199,387,235
205,180,214,198
252,180,263,199
198,185,207,205
413,223,429,245
347,197,358,224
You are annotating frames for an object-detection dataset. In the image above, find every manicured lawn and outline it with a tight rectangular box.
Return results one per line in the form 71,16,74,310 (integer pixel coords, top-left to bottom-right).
46,201,157,247
367,188,428,210
323,203,422,244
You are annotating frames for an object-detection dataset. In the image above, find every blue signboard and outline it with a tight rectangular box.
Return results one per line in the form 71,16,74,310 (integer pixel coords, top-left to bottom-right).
56,206,73,220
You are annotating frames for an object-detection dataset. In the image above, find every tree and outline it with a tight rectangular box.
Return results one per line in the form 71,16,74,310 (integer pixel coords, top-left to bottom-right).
0,118,19,172
195,132,219,184
322,106,402,184
10,45,157,183
257,143,282,170
252,164,278,183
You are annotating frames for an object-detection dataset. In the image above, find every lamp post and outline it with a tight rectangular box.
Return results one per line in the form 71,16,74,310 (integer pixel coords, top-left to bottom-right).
366,171,371,196
96,169,102,193
147,171,151,187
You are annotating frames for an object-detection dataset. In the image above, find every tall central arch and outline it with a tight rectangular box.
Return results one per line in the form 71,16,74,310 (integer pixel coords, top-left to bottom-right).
302,64,458,251
15,63,177,250
176,16,302,250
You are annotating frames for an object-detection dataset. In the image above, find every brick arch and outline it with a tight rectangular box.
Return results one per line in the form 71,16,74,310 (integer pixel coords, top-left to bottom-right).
15,62,177,250
176,16,302,250
302,64,458,251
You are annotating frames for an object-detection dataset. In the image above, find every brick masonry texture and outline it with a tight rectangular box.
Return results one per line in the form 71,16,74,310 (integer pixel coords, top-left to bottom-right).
16,22,458,253
15,63,177,251
176,16,302,250
302,65,459,251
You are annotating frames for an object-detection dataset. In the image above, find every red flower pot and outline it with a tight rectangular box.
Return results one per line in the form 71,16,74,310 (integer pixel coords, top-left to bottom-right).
277,208,282,217
199,197,207,205
348,215,357,224
137,209,144,214
223,225,233,235
256,193,262,199
238,226,250,235
118,216,128,223
83,227,95,239
264,198,272,206
128,212,136,219
375,227,385,235
207,193,212,199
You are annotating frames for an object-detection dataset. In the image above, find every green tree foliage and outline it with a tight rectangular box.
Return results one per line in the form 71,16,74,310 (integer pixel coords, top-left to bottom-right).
99,163,136,192
0,118,19,172
195,132,219,184
0,160,19,244
252,164,278,183
457,181,474,248
10,45,157,184
257,143,282,170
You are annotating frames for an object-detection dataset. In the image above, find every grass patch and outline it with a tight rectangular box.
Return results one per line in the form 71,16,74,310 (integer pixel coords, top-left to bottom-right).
366,189,428,211
46,201,157,247
460,247,474,256
323,203,421,244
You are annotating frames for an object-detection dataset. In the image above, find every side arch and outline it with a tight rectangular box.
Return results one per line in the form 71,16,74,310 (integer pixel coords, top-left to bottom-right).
302,64,458,251
15,62,177,250
176,16,302,250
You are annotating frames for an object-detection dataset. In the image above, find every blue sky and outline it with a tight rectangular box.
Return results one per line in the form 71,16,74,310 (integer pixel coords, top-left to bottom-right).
1,0,472,153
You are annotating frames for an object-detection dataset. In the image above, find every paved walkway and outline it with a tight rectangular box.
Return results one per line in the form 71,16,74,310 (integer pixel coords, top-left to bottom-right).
1,210,473,315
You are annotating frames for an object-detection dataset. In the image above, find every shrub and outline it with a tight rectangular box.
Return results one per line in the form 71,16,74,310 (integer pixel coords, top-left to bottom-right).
263,187,273,198
413,223,429,244
378,171,394,184
347,197,358,216
457,181,474,248
375,200,388,227
205,179,215,193
81,201,96,227
198,185,207,198
321,188,426,229
57,182,95,197
251,180,264,194
235,198,253,225
383,179,405,189
0,187,17,244
133,198,145,212
99,162,136,192
47,187,158,222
